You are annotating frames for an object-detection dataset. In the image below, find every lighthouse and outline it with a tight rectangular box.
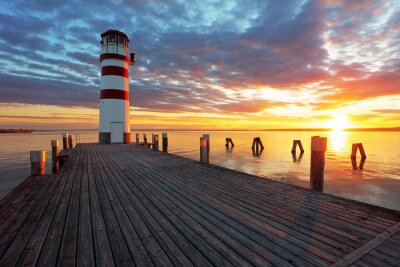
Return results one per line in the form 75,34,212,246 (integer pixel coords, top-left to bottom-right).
99,29,135,144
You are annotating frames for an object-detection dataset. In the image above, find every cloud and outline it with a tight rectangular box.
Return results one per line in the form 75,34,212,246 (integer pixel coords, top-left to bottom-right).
0,0,399,127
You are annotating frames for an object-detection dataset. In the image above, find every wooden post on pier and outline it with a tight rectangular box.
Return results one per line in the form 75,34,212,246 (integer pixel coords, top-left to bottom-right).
291,140,304,154
153,134,159,151
51,140,59,173
62,133,69,149
68,134,73,148
143,134,147,147
203,134,210,150
225,138,234,149
30,150,46,176
162,133,168,152
200,137,209,164
135,134,140,145
310,136,327,191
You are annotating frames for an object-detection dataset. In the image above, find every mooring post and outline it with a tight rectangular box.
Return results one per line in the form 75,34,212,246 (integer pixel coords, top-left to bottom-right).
252,138,256,150
153,134,159,151
62,133,69,149
143,134,147,147
257,137,264,150
68,134,73,149
292,140,304,153
30,150,46,176
291,140,297,153
51,140,59,173
225,138,234,149
200,137,209,164
135,134,140,145
203,134,210,150
162,133,168,152
310,136,327,191
298,140,304,153
358,143,367,159
351,143,358,158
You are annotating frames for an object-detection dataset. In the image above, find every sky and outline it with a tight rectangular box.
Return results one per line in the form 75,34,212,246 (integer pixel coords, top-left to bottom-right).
0,0,399,130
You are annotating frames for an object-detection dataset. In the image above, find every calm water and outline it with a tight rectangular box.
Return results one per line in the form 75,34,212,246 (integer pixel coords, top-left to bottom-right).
0,130,399,210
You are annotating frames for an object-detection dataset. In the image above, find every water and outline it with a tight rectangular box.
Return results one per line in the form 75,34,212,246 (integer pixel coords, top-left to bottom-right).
0,130,399,210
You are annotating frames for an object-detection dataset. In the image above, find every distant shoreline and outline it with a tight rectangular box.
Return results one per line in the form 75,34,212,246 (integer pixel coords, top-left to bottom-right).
0,129,34,133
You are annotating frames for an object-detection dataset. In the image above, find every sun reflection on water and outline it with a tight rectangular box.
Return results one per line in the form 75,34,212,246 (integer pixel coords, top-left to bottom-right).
329,130,348,152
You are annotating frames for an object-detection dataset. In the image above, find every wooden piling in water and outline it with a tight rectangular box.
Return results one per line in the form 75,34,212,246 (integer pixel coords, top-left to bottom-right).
310,136,327,191
30,150,45,176
143,134,147,147
162,133,168,152
62,133,69,149
153,134,159,151
291,140,304,153
135,134,140,145
68,134,73,148
252,137,264,152
225,138,234,149
200,136,209,164
202,134,210,150
51,140,59,173
358,143,366,158
351,143,367,159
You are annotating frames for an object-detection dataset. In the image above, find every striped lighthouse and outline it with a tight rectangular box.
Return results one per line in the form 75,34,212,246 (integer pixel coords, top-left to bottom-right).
99,29,135,144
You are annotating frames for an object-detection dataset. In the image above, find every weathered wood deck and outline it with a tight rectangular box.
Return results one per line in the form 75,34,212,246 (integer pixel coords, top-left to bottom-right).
0,143,399,266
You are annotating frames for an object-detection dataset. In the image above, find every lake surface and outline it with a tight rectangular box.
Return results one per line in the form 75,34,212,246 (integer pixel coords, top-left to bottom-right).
0,130,399,210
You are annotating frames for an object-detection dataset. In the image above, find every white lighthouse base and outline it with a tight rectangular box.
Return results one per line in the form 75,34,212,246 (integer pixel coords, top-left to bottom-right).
99,131,130,144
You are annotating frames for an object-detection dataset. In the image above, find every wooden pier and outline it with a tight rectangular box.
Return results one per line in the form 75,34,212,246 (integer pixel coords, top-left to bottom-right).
0,143,399,266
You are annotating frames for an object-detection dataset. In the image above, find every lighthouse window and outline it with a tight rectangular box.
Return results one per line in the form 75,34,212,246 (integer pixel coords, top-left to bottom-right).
109,34,116,43
118,35,124,45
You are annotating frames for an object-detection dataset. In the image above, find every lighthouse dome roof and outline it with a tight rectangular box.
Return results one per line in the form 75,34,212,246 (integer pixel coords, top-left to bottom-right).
100,29,129,42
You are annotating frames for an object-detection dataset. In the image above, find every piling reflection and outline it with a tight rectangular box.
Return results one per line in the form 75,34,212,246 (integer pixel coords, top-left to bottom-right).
252,148,264,157
291,151,304,163
351,157,366,170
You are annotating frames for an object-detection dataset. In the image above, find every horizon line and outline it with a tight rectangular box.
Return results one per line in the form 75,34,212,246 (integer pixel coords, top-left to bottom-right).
3,127,400,132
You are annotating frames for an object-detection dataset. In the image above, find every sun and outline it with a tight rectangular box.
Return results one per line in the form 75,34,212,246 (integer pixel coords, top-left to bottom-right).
327,115,351,132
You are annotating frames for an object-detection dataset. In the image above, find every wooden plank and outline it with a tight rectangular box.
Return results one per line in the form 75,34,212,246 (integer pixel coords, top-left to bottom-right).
327,217,400,266
1,144,399,267
15,150,80,266
76,145,95,266
105,158,214,266
117,152,319,266
36,152,81,266
0,175,51,257
57,145,85,265
123,164,286,266
161,163,365,249
122,166,250,266
86,145,115,267
175,162,394,234
102,153,195,267
162,164,356,257
93,147,159,266
89,146,134,266
0,175,62,265
135,166,334,266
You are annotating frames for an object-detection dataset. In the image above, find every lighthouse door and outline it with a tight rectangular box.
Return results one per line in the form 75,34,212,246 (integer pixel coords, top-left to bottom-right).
110,122,124,143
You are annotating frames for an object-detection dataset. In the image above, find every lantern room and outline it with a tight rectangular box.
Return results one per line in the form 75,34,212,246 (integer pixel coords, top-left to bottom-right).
100,29,129,56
